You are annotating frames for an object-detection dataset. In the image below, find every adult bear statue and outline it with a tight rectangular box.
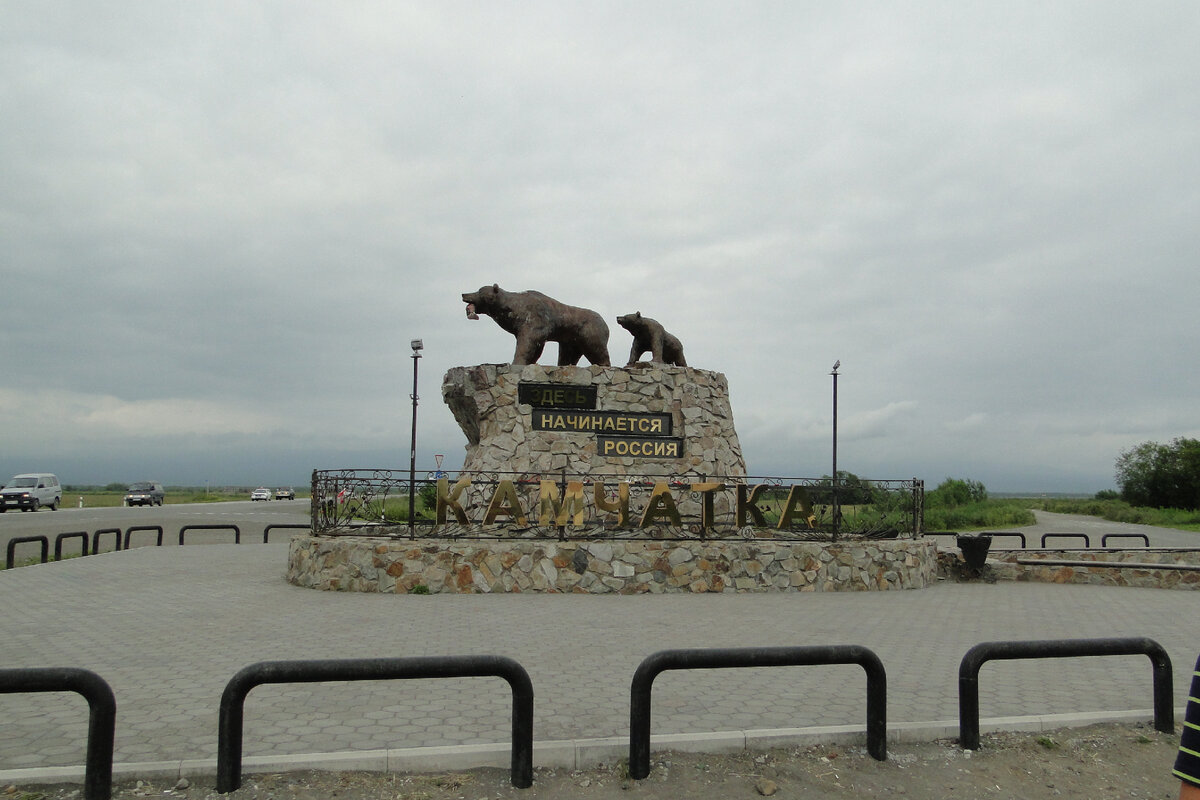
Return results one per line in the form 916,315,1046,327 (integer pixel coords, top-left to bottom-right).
462,284,611,366
616,311,687,367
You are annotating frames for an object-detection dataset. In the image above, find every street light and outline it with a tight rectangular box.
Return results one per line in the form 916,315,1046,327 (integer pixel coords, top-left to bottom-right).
831,360,840,542
409,339,423,535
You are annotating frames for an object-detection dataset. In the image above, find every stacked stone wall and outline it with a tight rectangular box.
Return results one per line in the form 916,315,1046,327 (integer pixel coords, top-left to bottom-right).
287,535,937,594
441,363,746,478
937,548,1200,590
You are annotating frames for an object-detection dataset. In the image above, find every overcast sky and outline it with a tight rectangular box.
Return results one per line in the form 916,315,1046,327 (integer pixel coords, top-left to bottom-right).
3,2,1198,493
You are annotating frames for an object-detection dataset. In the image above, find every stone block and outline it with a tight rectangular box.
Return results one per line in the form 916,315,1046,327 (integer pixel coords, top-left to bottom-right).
651,730,745,754
587,542,613,561
574,737,627,769
667,547,694,566
441,364,746,478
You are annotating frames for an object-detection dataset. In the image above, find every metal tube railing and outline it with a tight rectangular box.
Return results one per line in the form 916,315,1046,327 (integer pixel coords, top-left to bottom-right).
0,667,116,800
629,645,887,779
216,655,534,792
958,637,1173,750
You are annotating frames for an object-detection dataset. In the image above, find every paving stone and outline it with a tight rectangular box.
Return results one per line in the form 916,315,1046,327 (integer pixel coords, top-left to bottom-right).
0,544,1196,771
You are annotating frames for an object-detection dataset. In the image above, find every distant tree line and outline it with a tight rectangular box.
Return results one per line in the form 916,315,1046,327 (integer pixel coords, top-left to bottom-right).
811,471,879,505
809,474,989,509
1114,436,1200,510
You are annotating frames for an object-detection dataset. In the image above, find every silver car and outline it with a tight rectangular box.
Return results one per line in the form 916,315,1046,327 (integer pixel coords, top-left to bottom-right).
0,473,62,512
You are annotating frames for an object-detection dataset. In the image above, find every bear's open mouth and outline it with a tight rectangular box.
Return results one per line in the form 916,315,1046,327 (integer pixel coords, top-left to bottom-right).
465,302,479,320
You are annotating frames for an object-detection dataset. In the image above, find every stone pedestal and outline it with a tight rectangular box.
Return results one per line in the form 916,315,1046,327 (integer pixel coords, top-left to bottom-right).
441,363,746,479
287,536,938,594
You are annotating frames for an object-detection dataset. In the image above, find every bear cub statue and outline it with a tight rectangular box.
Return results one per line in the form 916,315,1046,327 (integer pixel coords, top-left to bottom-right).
616,312,687,367
462,284,611,366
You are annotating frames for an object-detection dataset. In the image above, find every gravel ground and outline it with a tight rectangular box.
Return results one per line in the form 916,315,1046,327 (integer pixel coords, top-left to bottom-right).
5,722,1184,800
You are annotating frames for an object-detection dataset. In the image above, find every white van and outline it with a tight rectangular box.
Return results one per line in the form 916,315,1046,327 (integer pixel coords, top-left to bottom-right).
0,473,62,512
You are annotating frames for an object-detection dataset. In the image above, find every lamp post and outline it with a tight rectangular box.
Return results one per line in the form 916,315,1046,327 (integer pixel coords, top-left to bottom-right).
409,338,423,535
831,360,840,542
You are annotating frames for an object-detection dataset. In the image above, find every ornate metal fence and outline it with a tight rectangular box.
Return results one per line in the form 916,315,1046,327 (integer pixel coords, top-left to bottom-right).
311,469,923,541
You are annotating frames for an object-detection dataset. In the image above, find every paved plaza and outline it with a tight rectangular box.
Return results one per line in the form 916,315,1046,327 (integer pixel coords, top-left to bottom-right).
1,540,1196,781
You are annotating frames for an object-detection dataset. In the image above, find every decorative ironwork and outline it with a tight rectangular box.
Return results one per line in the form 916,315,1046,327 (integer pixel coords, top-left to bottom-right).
311,469,924,541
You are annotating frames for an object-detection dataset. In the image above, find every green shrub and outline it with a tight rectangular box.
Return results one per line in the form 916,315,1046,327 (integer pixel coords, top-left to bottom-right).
924,499,1035,531
419,483,438,512
928,478,988,508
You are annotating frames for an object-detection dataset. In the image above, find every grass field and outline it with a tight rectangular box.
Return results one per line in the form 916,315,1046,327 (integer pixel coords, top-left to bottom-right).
923,498,1036,531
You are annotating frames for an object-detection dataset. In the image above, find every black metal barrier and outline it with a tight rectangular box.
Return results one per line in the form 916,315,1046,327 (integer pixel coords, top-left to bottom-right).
922,531,958,540
216,655,534,793
6,535,49,568
55,531,90,559
124,525,164,548
958,637,1173,750
629,646,887,780
8,521,307,570
1040,532,1090,548
986,532,1027,548
0,667,116,800
93,528,122,553
262,523,310,543
179,524,241,545
1102,533,1150,548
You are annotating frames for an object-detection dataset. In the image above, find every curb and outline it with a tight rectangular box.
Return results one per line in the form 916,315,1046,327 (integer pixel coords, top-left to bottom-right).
1,707,1180,787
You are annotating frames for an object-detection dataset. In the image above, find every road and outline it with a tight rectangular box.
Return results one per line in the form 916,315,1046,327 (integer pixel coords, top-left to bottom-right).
0,500,311,559
917,510,1198,549
4,503,1197,564
1017,508,1199,547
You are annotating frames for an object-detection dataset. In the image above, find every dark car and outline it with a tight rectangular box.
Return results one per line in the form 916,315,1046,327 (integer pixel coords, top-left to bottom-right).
125,482,165,507
275,487,296,500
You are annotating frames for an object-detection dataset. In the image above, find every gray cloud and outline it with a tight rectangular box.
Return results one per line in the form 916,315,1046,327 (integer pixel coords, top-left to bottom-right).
3,2,1198,491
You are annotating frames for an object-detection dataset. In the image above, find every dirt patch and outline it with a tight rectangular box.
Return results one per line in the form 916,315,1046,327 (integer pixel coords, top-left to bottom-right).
7,722,1182,800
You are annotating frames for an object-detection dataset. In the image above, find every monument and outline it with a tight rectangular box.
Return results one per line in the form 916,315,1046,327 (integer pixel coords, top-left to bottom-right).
461,284,611,366
286,287,935,593
451,286,738,478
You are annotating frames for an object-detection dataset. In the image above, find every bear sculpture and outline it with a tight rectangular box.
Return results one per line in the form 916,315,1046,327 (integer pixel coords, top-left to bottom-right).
462,284,611,366
616,311,687,367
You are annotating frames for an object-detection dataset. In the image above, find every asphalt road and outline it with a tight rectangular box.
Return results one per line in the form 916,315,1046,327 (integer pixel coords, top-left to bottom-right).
0,500,311,559
1018,508,1199,548
4,503,1196,564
